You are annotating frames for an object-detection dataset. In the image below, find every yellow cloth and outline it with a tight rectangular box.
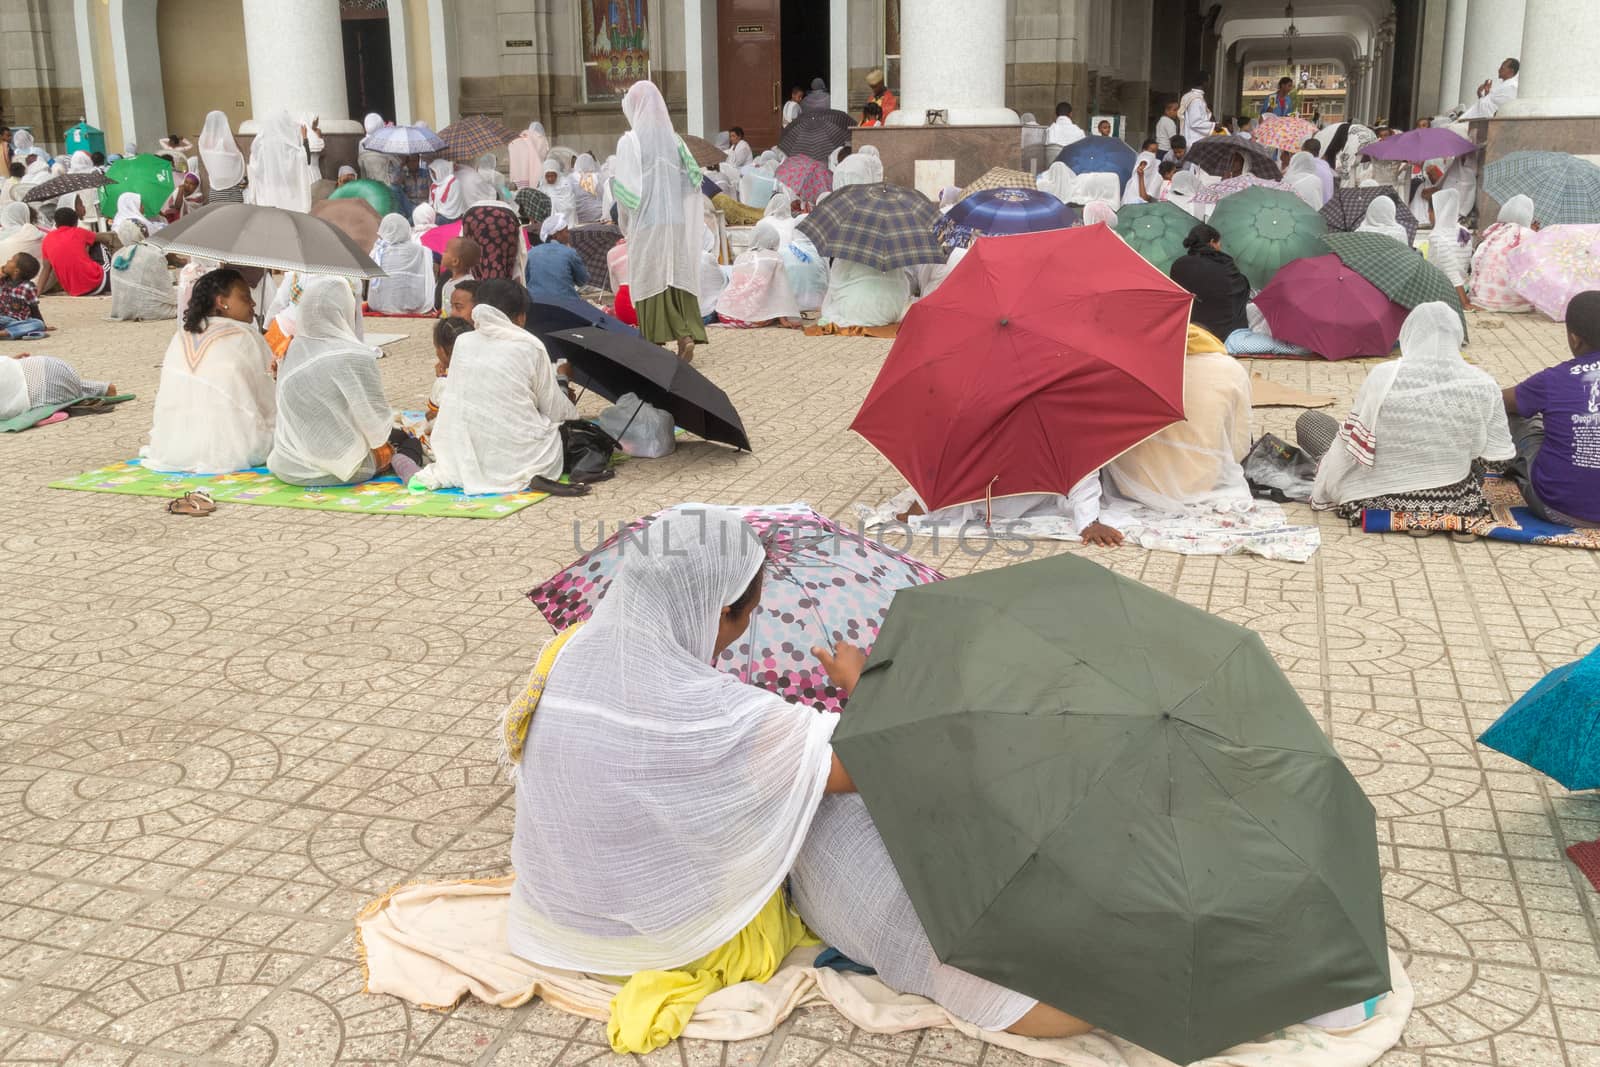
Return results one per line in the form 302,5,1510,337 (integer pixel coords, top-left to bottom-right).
1186,324,1227,354
501,623,584,767
712,192,766,226
607,889,818,1054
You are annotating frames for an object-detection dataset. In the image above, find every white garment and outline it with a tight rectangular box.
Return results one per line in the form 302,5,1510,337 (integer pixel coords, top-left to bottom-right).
0,357,26,421
1155,114,1179,153
612,81,703,304
1166,170,1207,219
367,213,436,315
782,100,802,127
726,140,753,169
68,151,94,175
776,226,830,312
411,203,437,237
416,304,577,494
539,162,578,220
1283,152,1327,208
832,152,883,189
112,192,147,232
911,245,968,299
717,221,800,323
510,122,549,190
1311,303,1514,508
820,258,910,328
1356,196,1410,245
143,319,277,474
108,236,177,322
456,157,500,209
430,160,467,219
1425,187,1471,287
1122,152,1162,205
507,505,838,974
1067,171,1121,207
1180,88,1214,147
246,111,311,213
360,112,384,149
1460,75,1518,120
1036,162,1076,204
1045,117,1085,148
920,474,1102,534
1082,200,1119,227
197,111,246,192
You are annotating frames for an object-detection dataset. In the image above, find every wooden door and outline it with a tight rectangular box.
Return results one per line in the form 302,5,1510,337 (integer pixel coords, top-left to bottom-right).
718,0,782,152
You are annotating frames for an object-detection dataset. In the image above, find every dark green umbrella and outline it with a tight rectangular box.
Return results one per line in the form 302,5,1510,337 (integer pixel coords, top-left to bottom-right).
834,553,1389,1065
1323,231,1467,336
1113,201,1195,275
1209,186,1328,290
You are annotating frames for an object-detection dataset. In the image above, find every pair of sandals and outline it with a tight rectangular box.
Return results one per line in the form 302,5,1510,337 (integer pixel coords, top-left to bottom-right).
166,489,216,517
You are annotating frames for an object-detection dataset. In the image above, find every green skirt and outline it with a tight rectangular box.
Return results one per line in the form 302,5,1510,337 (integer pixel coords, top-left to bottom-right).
637,287,708,345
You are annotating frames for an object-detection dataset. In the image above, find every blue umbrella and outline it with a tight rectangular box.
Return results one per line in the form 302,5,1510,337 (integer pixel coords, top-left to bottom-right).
1479,645,1600,790
1054,135,1138,191
934,187,1078,249
364,123,447,156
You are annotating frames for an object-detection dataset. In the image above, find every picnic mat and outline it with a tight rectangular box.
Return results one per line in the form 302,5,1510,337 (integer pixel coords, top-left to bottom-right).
1568,840,1600,894
1360,474,1600,548
357,877,1412,1067
49,459,551,519
0,393,137,433
1250,375,1336,408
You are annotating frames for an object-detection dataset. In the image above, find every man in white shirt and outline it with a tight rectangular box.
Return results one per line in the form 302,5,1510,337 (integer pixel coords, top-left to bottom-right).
1046,102,1086,148
1179,76,1214,148
782,86,803,127
1459,58,1519,120
725,127,753,169
1154,100,1181,153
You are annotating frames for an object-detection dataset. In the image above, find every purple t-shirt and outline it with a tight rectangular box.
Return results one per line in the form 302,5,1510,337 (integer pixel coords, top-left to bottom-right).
1515,353,1600,524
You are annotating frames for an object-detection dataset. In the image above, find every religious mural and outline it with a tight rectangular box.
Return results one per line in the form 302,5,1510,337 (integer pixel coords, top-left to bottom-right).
580,0,651,102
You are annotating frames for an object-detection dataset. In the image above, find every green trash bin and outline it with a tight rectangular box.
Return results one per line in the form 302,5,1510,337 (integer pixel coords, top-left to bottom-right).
65,121,107,159
328,178,395,218
98,154,175,220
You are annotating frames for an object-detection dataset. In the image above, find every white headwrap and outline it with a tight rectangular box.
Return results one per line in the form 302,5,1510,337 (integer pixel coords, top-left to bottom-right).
430,158,467,218
197,110,245,191
112,192,147,231
246,111,312,213
1497,194,1535,228
1356,196,1409,244
539,156,577,218
411,203,437,231
0,201,29,238
367,213,436,316
612,80,703,304
1067,171,1121,206
361,113,384,149
539,212,569,243
832,152,883,189
68,151,94,174
338,165,357,180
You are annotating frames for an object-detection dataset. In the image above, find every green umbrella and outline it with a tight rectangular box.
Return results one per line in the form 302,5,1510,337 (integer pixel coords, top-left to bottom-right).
98,154,175,219
1208,186,1328,290
834,553,1389,1065
1323,231,1467,337
1113,201,1195,275
328,178,396,218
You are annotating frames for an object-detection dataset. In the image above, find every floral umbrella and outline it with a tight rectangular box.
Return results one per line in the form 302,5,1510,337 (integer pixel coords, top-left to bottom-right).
1193,175,1296,205
527,503,944,713
1253,114,1320,154
1505,224,1600,321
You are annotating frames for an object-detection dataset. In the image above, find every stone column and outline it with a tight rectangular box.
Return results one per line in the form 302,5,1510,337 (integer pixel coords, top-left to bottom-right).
887,0,1018,125
239,0,362,133
1456,0,1524,109
1436,0,1469,114
1497,0,1600,117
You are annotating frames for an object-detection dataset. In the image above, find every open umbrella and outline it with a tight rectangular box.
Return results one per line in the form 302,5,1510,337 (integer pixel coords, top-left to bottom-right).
1253,113,1320,154
328,178,396,218
1360,127,1477,163
1184,134,1283,181
798,182,946,271
365,123,447,156
934,187,1076,250
955,166,1037,203
1480,646,1600,791
543,326,750,450
680,134,727,169
1053,135,1138,190
1113,201,1198,275
1483,151,1600,227
775,154,832,205
851,225,1191,512
527,503,942,715
1320,186,1419,241
1323,231,1467,331
1209,186,1328,290
146,203,385,279
1253,254,1409,360
1192,174,1295,205
436,115,517,163
776,110,855,161
833,552,1390,1066
311,198,382,256
1503,223,1600,321
97,154,174,219
527,296,638,347
23,171,115,204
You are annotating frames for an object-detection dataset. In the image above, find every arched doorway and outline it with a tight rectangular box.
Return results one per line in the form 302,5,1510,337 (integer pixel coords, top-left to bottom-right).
341,0,396,120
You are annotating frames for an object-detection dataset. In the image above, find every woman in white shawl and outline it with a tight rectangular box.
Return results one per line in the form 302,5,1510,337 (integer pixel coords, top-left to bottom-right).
1283,151,1327,209
268,277,399,486
143,267,276,474
1036,162,1075,204
107,219,177,322
570,153,605,223
832,150,883,189
509,121,549,190
429,159,467,221
538,157,578,220
0,201,44,270
1356,195,1411,245
1165,169,1209,220
246,111,312,213
1310,302,1514,517
111,191,151,236
1122,149,1162,205
367,213,436,315
1423,186,1473,308
716,220,801,328
611,80,708,361
410,202,437,239
1082,200,1119,227
197,110,246,204
1470,194,1536,312
1067,171,1120,207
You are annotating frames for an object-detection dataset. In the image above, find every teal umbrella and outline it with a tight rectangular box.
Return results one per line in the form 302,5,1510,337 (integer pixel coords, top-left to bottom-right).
834,553,1390,1065
328,178,395,218
1479,645,1600,790
1113,201,1196,275
1209,186,1328,290
98,154,175,219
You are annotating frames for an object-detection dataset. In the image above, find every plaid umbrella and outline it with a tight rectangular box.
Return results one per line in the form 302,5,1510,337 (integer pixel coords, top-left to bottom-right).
23,171,116,203
775,154,833,205
1320,186,1419,241
436,115,517,163
1504,224,1600,321
798,182,947,270
680,134,726,169
1113,201,1197,275
935,187,1076,250
1483,151,1600,227
1184,134,1283,181
1192,175,1295,205
956,166,1037,204
1209,186,1328,290
365,123,447,156
1252,114,1320,154
514,187,552,227
1323,231,1468,334
777,110,855,161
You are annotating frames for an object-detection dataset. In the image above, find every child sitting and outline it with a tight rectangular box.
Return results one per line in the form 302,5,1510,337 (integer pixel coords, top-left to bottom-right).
860,101,884,127
0,253,47,339
438,236,480,312
429,315,472,427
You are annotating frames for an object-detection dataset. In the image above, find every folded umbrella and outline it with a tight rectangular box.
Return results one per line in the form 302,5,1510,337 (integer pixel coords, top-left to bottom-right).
527,295,638,345
311,198,383,258
528,503,942,714
1360,127,1477,163
364,123,447,156
1192,174,1295,205
680,134,727,169
851,225,1191,512
146,203,385,279
1209,186,1329,290
1320,186,1419,241
955,166,1037,204
436,115,517,163
1254,254,1409,360
776,110,855,161
97,154,174,219
23,172,116,203
1483,151,1600,227
833,552,1390,1066
544,327,750,450
797,182,946,271
1503,223,1600,321
934,187,1076,250
775,154,832,205
1183,134,1284,181
1323,231,1467,333
1480,646,1600,791
1113,201,1198,275
1252,113,1320,154
1053,135,1139,190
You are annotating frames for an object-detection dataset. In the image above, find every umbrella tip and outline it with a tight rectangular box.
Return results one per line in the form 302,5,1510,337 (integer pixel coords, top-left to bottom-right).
999,317,1009,327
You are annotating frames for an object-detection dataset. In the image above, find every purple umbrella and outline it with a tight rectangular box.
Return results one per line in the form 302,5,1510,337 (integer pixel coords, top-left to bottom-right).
1361,127,1477,163
1253,254,1410,360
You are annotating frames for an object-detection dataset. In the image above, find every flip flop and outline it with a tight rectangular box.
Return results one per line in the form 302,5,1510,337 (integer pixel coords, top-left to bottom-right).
166,489,216,516
527,476,591,497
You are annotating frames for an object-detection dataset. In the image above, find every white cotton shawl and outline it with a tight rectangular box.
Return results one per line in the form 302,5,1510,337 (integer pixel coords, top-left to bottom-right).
1311,302,1514,507
1122,151,1161,205
430,160,467,218
361,113,384,149
112,192,147,231
1427,187,1470,286
1356,196,1410,244
820,258,910,328
539,158,579,222
0,357,26,421
268,278,392,484
143,319,277,474
1036,162,1076,204
612,81,702,303
1067,171,1121,207
1284,152,1327,208
1498,194,1536,228
198,110,245,191
415,304,577,493
1167,170,1207,219
367,213,436,315
68,151,94,175
507,504,838,973
0,201,29,239
833,152,883,189
1083,200,1119,227
247,111,311,213
717,220,801,323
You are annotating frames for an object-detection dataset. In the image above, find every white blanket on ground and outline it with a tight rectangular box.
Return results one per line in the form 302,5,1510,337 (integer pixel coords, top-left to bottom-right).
357,877,1411,1067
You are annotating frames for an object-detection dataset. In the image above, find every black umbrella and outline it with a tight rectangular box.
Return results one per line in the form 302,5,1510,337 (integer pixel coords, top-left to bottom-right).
527,296,638,357
777,110,855,161
1184,134,1284,181
23,172,117,203
546,327,752,451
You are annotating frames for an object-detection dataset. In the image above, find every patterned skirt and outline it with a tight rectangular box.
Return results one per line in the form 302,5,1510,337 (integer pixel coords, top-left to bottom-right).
207,185,245,205
1336,461,1492,520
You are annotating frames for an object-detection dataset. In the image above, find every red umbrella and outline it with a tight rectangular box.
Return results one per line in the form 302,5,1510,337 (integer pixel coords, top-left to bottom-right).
1253,254,1410,360
850,227,1193,512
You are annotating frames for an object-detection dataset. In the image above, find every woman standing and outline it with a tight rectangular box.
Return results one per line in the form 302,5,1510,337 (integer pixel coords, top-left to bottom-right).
246,111,312,213
197,110,247,204
610,80,707,362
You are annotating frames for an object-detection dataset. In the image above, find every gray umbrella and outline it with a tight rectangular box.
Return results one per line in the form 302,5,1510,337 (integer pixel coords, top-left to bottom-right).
145,203,385,279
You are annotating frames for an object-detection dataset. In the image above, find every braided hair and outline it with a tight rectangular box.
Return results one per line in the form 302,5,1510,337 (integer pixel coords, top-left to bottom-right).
183,267,245,334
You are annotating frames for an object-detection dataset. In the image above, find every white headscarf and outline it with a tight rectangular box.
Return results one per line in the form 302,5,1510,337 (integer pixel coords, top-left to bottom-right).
411,203,437,233
68,151,94,174
1497,194,1535,228
763,191,792,219
1036,162,1076,204
1427,187,1470,286
832,152,883,189
21,155,49,182
430,159,467,218
367,213,436,316
361,113,384,149
612,80,703,304
10,130,32,154
539,211,569,243
1123,151,1161,205
1356,196,1409,244
112,192,147,231
0,201,30,238
197,110,245,191
717,218,802,324
539,157,578,218
1083,200,1119,227
337,165,357,180
1067,171,1121,206
506,504,838,974
1284,151,1327,208
246,111,312,213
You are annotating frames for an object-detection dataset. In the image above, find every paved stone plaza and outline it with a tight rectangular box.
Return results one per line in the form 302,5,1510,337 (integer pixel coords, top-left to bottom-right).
1,295,1598,1066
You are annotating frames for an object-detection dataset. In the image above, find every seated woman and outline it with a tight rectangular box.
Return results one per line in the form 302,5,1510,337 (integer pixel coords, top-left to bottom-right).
0,203,49,293
366,213,436,315
1282,151,1327,209
819,258,910,330
715,220,802,328
0,351,115,421
1311,302,1514,519
1421,187,1474,310
143,267,277,474
1469,194,1536,313
1169,223,1307,356
160,172,202,224
107,220,178,322
1355,195,1411,246
268,277,412,487
505,505,1092,1047
460,200,525,282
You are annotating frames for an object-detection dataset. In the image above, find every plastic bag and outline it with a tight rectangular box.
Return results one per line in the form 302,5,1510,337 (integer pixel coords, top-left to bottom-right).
1243,433,1318,503
595,392,676,459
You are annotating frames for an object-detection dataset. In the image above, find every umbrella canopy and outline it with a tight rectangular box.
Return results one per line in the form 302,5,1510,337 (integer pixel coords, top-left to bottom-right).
1253,254,1409,360
1480,646,1600,791
955,166,1037,204
834,552,1390,1065
97,154,175,219
1209,186,1329,290
1360,127,1477,163
1483,151,1600,227
310,198,382,256
1113,201,1198,275
1252,113,1320,154
1323,231,1467,332
851,225,1191,512
544,326,750,450
436,115,517,163
934,187,1076,250
775,154,833,205
23,171,115,204
1053,135,1138,190
680,134,727,169
527,504,942,715
1184,134,1284,181
776,110,855,161
419,219,462,256
1320,186,1419,241
527,295,638,346
365,123,447,156
1503,223,1600,321
146,203,385,279
797,182,946,271
1192,174,1296,205
328,178,396,218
